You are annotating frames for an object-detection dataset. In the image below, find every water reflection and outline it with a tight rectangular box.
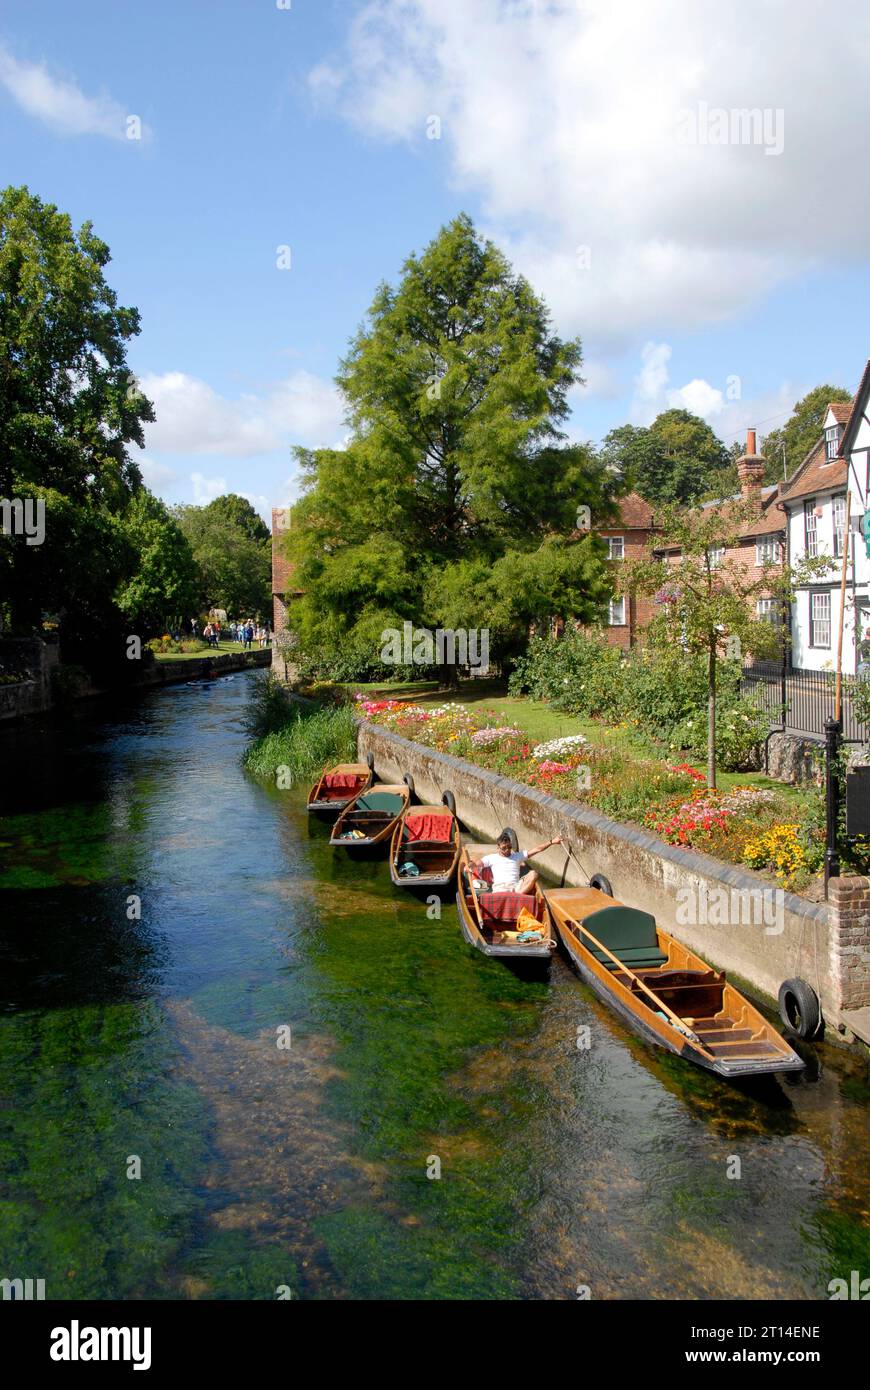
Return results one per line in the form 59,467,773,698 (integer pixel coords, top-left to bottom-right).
0,673,867,1300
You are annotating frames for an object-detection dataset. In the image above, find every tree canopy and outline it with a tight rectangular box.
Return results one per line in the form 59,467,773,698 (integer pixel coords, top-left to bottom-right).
0,185,155,636
762,384,853,482
116,491,199,634
602,409,731,506
174,494,271,617
286,214,613,676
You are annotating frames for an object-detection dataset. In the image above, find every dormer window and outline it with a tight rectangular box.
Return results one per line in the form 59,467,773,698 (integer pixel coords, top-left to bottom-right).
825,424,842,462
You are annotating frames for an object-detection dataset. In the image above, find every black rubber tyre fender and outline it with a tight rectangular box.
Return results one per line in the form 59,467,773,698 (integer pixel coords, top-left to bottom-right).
501,827,520,852
778,978,821,1039
365,752,375,771
441,790,456,814
402,772,415,796
589,873,613,897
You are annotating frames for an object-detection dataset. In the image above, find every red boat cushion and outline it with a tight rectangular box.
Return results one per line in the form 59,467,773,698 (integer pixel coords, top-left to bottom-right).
323,772,364,791
405,813,453,842
478,892,540,926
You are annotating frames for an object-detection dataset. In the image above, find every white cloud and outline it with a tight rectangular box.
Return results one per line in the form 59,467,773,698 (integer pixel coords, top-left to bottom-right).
0,43,147,141
311,0,870,340
627,339,799,448
668,377,725,419
190,472,228,504
138,456,177,490
573,360,622,402
139,369,346,457
632,342,672,415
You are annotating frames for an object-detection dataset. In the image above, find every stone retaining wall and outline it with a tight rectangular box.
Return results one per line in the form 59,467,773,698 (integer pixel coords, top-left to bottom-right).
357,720,866,1035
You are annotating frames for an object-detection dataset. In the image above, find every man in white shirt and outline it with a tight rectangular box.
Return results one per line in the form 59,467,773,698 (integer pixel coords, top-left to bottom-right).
473,830,562,894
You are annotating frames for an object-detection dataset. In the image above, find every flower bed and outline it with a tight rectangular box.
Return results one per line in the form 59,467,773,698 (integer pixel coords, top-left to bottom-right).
356,695,823,890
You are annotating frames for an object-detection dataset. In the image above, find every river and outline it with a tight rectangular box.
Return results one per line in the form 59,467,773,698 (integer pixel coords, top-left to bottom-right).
0,670,868,1300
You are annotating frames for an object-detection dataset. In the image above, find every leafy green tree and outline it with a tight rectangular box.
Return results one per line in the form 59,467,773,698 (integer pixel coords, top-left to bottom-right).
0,185,153,634
175,494,271,617
602,411,730,506
626,501,831,787
286,214,612,683
116,491,199,635
762,385,853,482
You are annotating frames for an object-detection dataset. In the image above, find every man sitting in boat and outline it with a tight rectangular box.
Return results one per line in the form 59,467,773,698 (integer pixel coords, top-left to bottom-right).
471,831,562,894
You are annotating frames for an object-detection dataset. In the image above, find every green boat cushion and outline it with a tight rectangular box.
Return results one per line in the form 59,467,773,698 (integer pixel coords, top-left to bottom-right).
580,905,666,970
354,792,405,815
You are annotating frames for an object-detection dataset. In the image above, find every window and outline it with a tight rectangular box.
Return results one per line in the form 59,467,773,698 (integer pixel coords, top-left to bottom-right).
707,546,725,569
833,494,847,558
755,537,781,565
609,595,626,626
809,591,831,648
825,425,841,462
756,598,781,625
804,500,819,558
607,535,624,560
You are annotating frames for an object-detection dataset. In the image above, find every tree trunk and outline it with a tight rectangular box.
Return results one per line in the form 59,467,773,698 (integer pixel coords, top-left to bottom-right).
441,660,459,692
707,640,716,791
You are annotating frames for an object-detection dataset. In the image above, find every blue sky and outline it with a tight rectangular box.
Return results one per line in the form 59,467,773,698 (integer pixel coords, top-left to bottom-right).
3,0,869,518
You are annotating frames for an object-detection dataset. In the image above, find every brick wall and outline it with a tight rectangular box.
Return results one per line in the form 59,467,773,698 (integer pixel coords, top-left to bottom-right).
829,876,870,1011
586,525,656,649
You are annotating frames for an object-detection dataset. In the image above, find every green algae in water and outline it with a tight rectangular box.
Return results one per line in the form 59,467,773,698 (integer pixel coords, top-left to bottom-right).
179,1231,299,1301
0,802,142,890
0,1001,208,1298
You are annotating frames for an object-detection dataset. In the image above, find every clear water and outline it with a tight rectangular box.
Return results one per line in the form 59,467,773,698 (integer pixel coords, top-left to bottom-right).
0,672,868,1300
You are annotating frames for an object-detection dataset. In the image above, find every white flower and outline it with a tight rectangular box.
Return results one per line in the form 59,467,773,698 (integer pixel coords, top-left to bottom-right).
532,733,588,760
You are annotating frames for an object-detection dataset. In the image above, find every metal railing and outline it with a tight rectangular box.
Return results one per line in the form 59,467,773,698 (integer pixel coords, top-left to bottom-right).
741,660,870,743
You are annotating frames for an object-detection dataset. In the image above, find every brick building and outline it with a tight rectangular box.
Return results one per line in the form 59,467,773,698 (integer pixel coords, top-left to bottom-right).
592,491,657,649
654,430,787,649
271,507,301,678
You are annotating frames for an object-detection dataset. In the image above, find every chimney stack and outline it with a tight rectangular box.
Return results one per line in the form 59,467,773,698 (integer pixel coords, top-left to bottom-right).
737,427,765,499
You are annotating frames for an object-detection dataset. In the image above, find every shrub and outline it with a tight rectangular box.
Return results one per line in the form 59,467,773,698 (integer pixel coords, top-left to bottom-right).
508,631,626,719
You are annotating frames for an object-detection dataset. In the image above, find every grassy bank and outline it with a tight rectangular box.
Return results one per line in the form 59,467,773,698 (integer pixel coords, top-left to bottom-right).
243,675,357,782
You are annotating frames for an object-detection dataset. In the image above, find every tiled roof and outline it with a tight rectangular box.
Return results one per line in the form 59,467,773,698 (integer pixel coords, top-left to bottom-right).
612,491,655,529
829,401,852,425
779,437,847,504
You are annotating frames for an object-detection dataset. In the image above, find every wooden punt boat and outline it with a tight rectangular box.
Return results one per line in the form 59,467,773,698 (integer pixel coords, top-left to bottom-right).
307,759,373,815
456,842,556,963
543,884,804,1078
389,800,461,889
329,784,411,850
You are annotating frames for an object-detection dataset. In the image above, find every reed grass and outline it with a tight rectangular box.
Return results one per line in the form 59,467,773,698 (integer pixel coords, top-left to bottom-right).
243,698,358,783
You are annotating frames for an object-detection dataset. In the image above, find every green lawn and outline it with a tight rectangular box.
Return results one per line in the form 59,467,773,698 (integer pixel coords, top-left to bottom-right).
154,641,269,662
348,677,808,806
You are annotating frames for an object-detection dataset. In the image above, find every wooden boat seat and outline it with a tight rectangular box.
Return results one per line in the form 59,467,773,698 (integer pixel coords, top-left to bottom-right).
318,784,364,802
581,905,668,971
355,792,405,814
403,813,453,842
